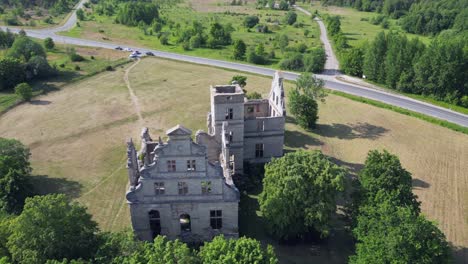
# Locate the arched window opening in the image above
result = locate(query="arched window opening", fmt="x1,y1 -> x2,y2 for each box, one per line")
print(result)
180,214 -> 191,232
149,210 -> 161,239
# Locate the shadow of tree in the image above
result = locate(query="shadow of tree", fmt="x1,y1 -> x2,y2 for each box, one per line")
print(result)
285,130 -> 323,149
451,244 -> 468,264
328,157 -> 364,178
30,100 -> 51,105
315,122 -> 389,140
412,178 -> 430,189
29,175 -> 82,199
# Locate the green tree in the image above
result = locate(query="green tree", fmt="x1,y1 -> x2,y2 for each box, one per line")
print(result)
0,138 -> 31,214
232,39 -> 247,60
277,34 -> 289,53
94,230 -> 143,263
76,8 -> 85,21
7,36 -> 46,62
295,73 -> 327,102
199,235 -> 277,264
350,200 -> 451,264
243,15 -> 259,28
363,31 -> 386,83
26,56 -> 55,79
303,47 -> 326,73
285,11 -> 297,25
288,89 -> 318,129
247,91 -> 262,99
259,150 -> 345,240
118,236 -> 198,263
230,75 -> 247,87
7,194 -> 99,264
14,83 -> 32,102
43,37 -> 55,50
0,57 -> 25,91
341,46 -> 364,77
357,150 -> 420,212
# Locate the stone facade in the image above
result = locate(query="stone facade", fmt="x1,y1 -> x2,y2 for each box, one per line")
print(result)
126,71 -> 286,242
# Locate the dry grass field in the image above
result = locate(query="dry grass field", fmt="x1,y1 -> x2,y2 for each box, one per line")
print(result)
0,58 -> 466,262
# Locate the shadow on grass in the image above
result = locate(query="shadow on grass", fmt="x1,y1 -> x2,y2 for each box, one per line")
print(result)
285,129 -> 323,148
451,244 -> 468,264
328,157 -> 364,178
315,122 -> 389,140
412,178 -> 430,189
30,100 -> 51,105
29,175 -> 82,199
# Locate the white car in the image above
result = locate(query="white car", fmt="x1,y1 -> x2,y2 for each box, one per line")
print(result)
123,47 -> 133,52
128,54 -> 139,59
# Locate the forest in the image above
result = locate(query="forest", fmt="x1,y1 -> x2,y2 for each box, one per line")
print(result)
320,0 -> 468,107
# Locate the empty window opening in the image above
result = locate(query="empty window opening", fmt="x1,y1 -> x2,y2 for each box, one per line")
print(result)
180,214 -> 191,232
178,182 -> 188,195
149,210 -> 161,239
257,121 -> 264,131
255,104 -> 260,112
187,160 -> 196,171
210,210 -> 222,229
201,181 -> 212,195
255,143 -> 264,158
167,160 -> 176,172
225,108 -> 233,120
154,182 -> 165,195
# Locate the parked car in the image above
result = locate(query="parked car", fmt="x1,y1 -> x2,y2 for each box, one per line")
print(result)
123,47 -> 133,52
115,46 -> 123,50
134,50 -> 141,55
146,51 -> 155,56
128,54 -> 139,59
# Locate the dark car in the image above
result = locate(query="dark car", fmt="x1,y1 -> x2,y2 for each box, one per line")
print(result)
135,50 -> 141,55
115,46 -> 123,50
146,51 -> 155,56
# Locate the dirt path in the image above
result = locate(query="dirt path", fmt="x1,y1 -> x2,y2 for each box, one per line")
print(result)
124,59 -> 144,126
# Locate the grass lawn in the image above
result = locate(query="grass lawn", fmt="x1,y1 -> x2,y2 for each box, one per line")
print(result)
0,58 -> 467,263
0,44 -> 129,114
60,0 -> 321,69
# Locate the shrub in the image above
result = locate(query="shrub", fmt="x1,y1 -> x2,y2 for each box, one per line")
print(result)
289,89 -> 319,129
243,15 -> 259,28
105,65 -> 113,71
15,83 -> 33,101
74,65 -> 81,71
279,53 -> 304,71
44,37 -> 55,50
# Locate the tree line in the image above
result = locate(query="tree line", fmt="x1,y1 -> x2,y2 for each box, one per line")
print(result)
319,0 -> 467,35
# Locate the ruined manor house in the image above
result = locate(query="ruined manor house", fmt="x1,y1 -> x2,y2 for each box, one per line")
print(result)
125,72 -> 286,241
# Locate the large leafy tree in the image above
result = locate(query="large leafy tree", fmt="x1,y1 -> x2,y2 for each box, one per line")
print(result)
233,39 -> 247,60
199,236 -> 277,264
0,57 -> 25,91
259,150 -> 345,240
350,200 -> 451,264
118,236 -> 198,264
0,138 -> 31,214
7,36 -> 46,62
7,194 -> 99,264
356,150 -> 420,213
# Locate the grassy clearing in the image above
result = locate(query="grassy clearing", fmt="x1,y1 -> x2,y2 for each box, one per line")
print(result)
0,58 -> 466,262
0,44 -> 129,114
61,0 -> 321,69
299,0 -> 431,46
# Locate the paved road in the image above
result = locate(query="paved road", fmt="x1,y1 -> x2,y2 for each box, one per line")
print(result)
1,1 -> 467,127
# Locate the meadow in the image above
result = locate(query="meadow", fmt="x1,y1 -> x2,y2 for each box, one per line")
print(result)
0,58 -> 466,263
61,0 -> 321,69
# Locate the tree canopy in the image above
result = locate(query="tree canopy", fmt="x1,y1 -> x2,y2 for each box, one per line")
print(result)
259,150 -> 345,240
0,138 -> 31,214
7,194 -> 99,264
199,236 -> 277,264
7,36 -> 46,62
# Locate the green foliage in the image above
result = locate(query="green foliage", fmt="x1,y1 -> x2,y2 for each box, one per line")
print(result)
0,138 -> 31,214
116,2 -> 159,26
7,36 -> 47,62
208,23 -> 232,48
341,46 -> 364,76
231,75 -> 247,87
246,47 -> 267,65
288,89 -> 319,129
276,34 -> 289,53
76,8 -> 85,21
285,11 -> 297,25
0,57 -> 25,91
118,236 -> 198,263
232,39 -> 246,60
94,230 -> 143,263
350,200 -> 452,264
295,73 -> 327,102
199,235 -> 278,264
0,29 -> 16,49
26,56 -> 55,79
7,194 -> 99,264
243,15 -> 260,28
259,150 -> 345,240
303,47 -> 326,73
44,37 -> 55,50
279,52 -> 303,71
14,83 -> 32,102
247,91 -> 262,99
